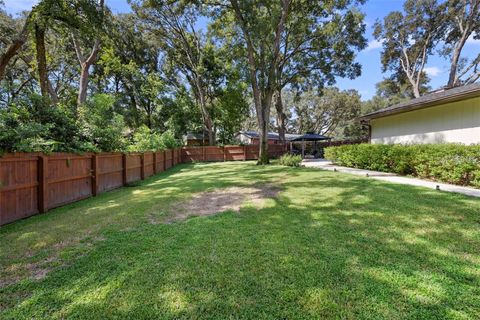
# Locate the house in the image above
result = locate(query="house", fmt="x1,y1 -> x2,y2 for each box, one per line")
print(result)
235,131 -> 286,145
183,132 -> 209,146
358,83 -> 480,145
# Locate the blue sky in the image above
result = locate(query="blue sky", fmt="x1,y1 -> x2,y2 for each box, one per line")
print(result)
4,0 -> 480,100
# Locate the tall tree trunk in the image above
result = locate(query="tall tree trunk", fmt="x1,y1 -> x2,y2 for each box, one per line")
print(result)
73,0 -> 104,109
275,89 -> 287,143
0,12 -> 32,80
411,81 -> 420,98
230,0 -> 289,164
35,24 -> 49,98
447,34 -> 469,87
258,93 -> 273,165
195,77 -> 215,145
47,79 -> 59,104
207,124 -> 215,146
78,63 -> 89,106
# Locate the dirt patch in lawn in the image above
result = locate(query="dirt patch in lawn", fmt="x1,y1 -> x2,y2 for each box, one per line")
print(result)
0,235 -> 106,289
162,184 -> 281,223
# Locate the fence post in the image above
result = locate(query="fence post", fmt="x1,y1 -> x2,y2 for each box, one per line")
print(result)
122,153 -> 128,186
91,154 -> 98,196
140,153 -> 145,180
153,152 -> 157,174
243,145 -> 247,161
163,150 -> 167,171
223,146 -> 226,162
172,149 -> 175,166
202,146 -> 206,162
38,155 -> 48,213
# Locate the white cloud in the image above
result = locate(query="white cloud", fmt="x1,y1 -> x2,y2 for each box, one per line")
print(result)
364,39 -> 382,52
4,0 -> 38,13
466,33 -> 480,45
424,66 -> 442,77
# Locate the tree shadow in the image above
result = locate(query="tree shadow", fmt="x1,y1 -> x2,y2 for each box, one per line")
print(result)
1,164 -> 479,319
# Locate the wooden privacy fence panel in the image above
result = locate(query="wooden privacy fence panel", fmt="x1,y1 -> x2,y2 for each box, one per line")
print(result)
225,146 -> 245,161
245,145 -> 259,160
46,153 -> 93,210
144,152 -> 154,179
154,151 -> 165,173
125,153 -> 142,184
182,147 -> 203,162
0,145 -> 286,226
97,154 -> 123,193
0,154 -> 39,225
181,145 -> 287,163
165,150 -> 173,170
267,144 -> 287,158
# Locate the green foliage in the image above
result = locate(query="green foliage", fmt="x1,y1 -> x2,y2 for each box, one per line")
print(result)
286,87 -> 366,139
128,126 -> 181,152
79,94 -> 128,152
373,0 -> 445,97
325,143 -> 480,187
279,154 -> 303,167
0,95 -> 88,152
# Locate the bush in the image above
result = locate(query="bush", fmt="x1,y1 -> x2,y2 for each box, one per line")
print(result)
324,143 -> 480,188
279,154 -> 303,167
128,126 -> 181,152
80,94 -> 128,152
0,95 -> 89,153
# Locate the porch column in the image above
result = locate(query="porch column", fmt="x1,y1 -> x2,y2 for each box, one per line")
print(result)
302,139 -> 305,158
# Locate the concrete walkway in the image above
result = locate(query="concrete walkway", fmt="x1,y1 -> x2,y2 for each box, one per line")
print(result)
302,159 -> 480,198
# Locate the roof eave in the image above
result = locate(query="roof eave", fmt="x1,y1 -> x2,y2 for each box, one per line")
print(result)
357,89 -> 480,122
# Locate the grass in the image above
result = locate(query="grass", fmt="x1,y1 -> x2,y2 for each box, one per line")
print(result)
1,161 -> 479,319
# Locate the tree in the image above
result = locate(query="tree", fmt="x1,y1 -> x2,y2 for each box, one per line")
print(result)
134,1 -> 218,145
443,0 -> 480,86
374,0 -> 446,98
71,0 -> 106,108
0,11 -> 34,81
208,0 -> 366,163
286,88 -> 362,137
98,13 -> 164,129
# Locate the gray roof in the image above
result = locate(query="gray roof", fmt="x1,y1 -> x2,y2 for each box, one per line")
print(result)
238,131 -> 330,141
358,83 -> 480,121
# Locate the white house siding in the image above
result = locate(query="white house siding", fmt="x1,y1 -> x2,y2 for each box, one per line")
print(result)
370,96 -> 480,145
235,133 -> 252,144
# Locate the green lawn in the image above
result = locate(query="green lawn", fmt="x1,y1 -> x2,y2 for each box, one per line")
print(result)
1,162 -> 479,319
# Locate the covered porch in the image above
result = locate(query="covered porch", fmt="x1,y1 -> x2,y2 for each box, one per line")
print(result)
287,132 -> 331,158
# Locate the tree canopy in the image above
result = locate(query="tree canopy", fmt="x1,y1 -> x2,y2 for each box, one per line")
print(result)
0,0 -> 478,158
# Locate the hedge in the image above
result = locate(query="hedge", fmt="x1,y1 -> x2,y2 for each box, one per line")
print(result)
324,143 -> 480,188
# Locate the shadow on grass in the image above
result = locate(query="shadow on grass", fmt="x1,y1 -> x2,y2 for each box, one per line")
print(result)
1,162 -> 479,319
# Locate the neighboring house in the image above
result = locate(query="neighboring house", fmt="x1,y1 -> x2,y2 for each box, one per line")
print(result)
235,131 -> 286,145
236,131 -> 331,145
358,83 -> 480,145
184,132 -> 209,146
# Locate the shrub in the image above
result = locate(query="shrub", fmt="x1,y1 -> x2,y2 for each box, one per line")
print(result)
324,143 -> 480,188
0,95 -> 88,153
279,154 -> 303,167
128,126 -> 181,152
80,94 -> 128,152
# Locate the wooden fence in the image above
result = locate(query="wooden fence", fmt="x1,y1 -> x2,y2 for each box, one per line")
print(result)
0,145 -> 286,226
181,144 -> 286,163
